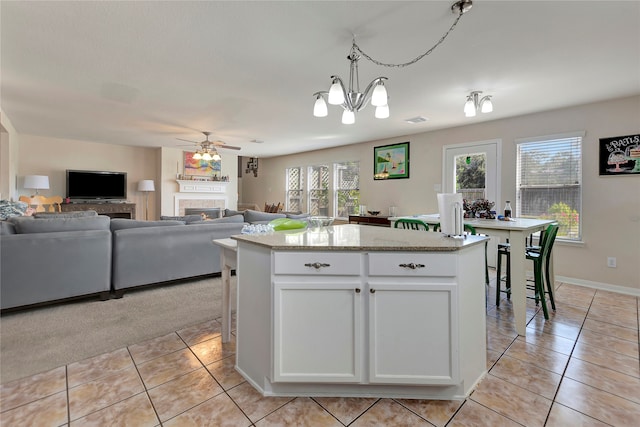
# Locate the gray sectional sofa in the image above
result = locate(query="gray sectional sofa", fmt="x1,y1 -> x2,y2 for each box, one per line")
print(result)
0,208 -> 307,310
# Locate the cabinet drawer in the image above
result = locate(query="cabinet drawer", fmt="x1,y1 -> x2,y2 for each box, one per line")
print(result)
368,252 -> 457,277
274,252 -> 361,275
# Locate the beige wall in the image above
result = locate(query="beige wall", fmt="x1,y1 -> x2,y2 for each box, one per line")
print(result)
11,135 -> 238,220
0,109 -> 19,201
241,96 -> 640,293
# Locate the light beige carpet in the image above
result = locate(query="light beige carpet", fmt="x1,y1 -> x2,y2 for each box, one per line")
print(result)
0,275 -> 236,384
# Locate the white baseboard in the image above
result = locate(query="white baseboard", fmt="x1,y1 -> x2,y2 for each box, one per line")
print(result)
556,275 -> 640,297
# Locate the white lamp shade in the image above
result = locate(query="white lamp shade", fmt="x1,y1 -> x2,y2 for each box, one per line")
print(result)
211,152 -> 221,161
371,82 -> 388,107
202,152 -> 213,161
192,152 -> 202,160
137,180 -> 155,192
313,96 -> 328,117
328,80 -> 345,105
375,104 -> 389,119
24,175 -> 49,190
464,98 -> 476,117
481,97 -> 493,113
341,109 -> 355,124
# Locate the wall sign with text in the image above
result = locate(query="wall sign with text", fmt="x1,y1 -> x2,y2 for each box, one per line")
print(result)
599,133 -> 640,176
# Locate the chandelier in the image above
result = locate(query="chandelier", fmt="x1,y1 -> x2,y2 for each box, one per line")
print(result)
463,91 -> 493,117
313,0 -> 474,125
313,45 -> 388,125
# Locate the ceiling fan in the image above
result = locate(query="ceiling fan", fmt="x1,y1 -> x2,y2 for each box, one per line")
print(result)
177,131 -> 241,161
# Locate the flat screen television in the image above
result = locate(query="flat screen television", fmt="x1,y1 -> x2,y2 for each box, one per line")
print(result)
66,170 -> 127,201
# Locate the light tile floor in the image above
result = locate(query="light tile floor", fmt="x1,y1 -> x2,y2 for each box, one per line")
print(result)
1,276 -> 639,426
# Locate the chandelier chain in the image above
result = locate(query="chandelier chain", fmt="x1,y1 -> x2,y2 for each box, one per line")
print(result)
352,11 -> 464,68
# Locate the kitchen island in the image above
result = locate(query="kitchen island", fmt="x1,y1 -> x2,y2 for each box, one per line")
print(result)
232,224 -> 488,399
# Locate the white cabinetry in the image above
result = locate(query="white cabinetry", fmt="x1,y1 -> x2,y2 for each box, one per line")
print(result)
271,251 -> 459,386
234,228 -> 487,399
368,253 -> 458,385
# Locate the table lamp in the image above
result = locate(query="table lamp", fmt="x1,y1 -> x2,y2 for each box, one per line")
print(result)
137,179 -> 155,220
24,175 -> 50,196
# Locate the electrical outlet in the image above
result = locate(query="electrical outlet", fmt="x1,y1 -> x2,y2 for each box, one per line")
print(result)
607,257 -> 617,268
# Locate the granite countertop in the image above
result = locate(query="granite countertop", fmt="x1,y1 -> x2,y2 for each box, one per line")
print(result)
231,224 -> 487,251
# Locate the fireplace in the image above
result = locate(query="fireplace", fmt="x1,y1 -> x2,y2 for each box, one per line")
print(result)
184,207 -> 221,219
174,180 -> 229,216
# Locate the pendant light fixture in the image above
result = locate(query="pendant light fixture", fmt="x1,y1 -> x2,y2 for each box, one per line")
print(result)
313,1 -> 474,125
464,91 -> 493,117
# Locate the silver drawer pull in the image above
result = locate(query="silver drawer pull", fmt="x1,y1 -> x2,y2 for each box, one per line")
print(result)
399,263 -> 426,270
304,262 -> 330,270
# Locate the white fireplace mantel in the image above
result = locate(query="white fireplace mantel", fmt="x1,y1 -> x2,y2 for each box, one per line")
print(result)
174,180 -> 230,215
177,180 -> 229,193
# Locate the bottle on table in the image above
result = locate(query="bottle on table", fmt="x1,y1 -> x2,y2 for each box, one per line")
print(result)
504,201 -> 512,218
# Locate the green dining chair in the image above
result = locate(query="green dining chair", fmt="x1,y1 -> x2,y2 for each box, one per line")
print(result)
496,223 -> 559,319
394,218 -> 429,231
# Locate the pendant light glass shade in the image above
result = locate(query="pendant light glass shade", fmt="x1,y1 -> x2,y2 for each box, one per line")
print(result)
313,95 -> 328,117
464,97 -> 476,117
202,152 -> 213,161
192,152 -> 202,160
212,152 -> 221,161
375,104 -> 389,119
480,97 -> 493,113
341,109 -> 355,124
328,80 -> 345,105
371,82 -> 388,107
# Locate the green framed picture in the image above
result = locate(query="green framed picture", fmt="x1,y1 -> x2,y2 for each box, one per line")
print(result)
374,142 -> 410,180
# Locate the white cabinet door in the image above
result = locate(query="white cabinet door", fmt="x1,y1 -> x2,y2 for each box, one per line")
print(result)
368,282 -> 459,384
273,280 -> 363,383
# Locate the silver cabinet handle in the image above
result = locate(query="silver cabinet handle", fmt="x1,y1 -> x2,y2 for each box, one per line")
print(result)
399,263 -> 426,270
355,288 -> 361,293
370,288 -> 376,294
304,262 -> 330,270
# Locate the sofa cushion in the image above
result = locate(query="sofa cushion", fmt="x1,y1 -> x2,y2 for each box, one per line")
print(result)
0,221 -> 17,235
243,209 -> 286,224
223,209 -> 242,217
14,215 -> 111,234
160,214 -> 203,224
189,214 -> 244,225
34,210 -> 98,218
110,218 -> 185,231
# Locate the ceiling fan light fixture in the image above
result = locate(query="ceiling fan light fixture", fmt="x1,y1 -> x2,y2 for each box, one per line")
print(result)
202,152 -> 213,161
211,152 -> 221,161
192,152 -> 203,160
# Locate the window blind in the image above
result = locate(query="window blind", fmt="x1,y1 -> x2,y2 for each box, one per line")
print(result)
516,135 -> 582,240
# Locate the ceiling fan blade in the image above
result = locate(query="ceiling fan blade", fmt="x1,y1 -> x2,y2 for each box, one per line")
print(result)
176,138 -> 199,143
220,145 -> 241,150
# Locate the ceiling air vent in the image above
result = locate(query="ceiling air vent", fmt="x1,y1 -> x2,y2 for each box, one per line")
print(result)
404,116 -> 428,124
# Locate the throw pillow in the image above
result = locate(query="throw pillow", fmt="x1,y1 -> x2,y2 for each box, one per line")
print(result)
0,200 -> 28,220
224,209 -> 242,217
188,214 -> 244,225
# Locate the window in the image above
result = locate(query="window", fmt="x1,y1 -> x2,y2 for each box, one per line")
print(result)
285,167 -> 304,213
307,165 -> 329,216
334,161 -> 360,218
516,132 -> 583,241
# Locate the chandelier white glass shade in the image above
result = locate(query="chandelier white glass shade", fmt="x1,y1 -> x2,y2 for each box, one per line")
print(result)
313,45 -> 388,125
464,91 -> 493,117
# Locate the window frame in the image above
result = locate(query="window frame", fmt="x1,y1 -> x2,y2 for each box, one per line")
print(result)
515,131 -> 584,242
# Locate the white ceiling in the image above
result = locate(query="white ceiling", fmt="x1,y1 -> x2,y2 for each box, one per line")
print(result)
2,1 -> 639,158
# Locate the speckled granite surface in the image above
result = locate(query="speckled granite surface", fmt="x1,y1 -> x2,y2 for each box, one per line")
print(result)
232,224 -> 487,251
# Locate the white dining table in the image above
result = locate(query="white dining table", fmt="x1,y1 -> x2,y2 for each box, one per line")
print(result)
391,215 -> 555,335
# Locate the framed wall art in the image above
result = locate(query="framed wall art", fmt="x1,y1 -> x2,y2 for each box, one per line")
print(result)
183,151 -> 221,178
374,142 -> 410,180
599,133 -> 640,176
